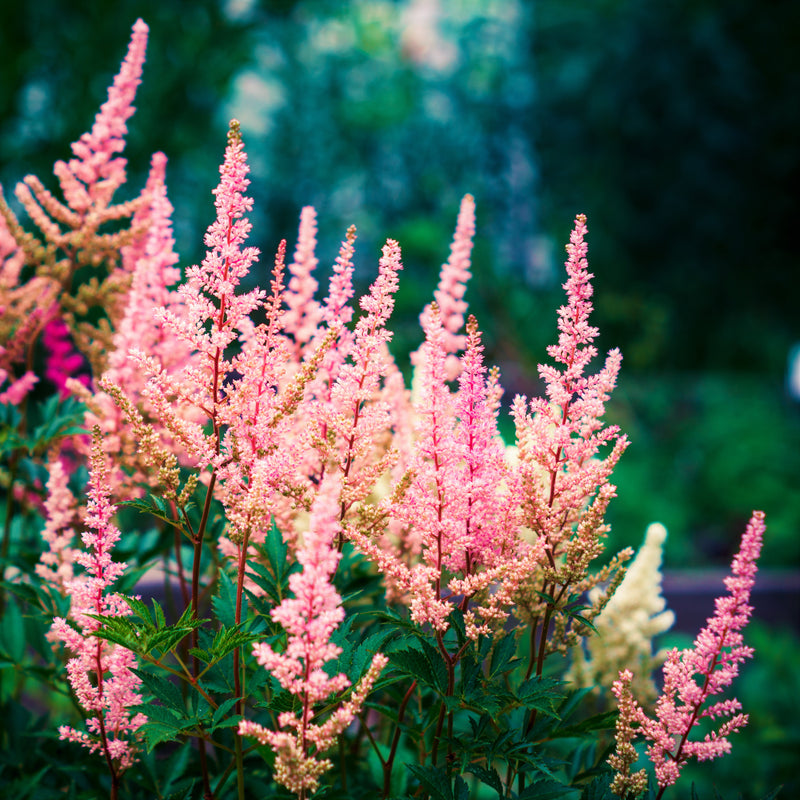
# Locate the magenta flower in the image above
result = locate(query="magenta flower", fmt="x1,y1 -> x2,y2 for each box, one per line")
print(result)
42,314 -> 91,397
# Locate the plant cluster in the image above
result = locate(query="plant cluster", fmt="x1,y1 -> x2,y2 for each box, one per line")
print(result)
0,19 -> 777,800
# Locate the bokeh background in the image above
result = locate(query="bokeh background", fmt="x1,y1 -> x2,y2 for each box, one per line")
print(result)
1,1 -> 797,796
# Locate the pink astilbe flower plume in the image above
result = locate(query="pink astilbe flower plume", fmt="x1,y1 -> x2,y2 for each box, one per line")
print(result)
329,238 -> 403,521
110,152 -> 184,380
142,119 -> 265,469
0,214 -> 50,405
412,193 -> 475,382
511,214 -> 627,570
1,19 -> 152,382
12,18 -> 149,250
284,206 -> 324,360
610,511 -> 766,795
239,475 -> 387,797
48,428 -> 146,788
52,19 -> 149,215
37,453 -> 80,591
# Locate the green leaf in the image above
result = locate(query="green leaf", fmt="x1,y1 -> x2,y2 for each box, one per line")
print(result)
406,764 -> 453,800
139,720 -> 183,751
210,624 -> 259,662
570,614 -> 598,635
518,778 -> 573,800
211,697 -> 239,731
518,676 -> 565,719
212,569 -> 239,628
454,775 -> 469,800
131,667 -> 185,714
388,641 -> 447,693
124,596 -> 155,627
245,523 -> 296,607
120,494 -> 182,531
82,614 -> 146,651
488,631 -> 518,679
467,764 -> 504,796
579,774 -> 615,800
550,709 -> 618,740
27,395 -> 87,452
0,596 -> 25,662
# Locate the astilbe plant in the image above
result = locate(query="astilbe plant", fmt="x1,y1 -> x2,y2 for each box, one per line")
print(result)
0,17 -> 775,800
48,428 -> 147,799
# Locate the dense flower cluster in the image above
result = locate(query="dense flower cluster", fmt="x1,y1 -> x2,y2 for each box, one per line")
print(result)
48,430 -> 146,776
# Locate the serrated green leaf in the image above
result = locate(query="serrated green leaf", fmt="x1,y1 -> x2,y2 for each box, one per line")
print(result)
124,596 -> 155,628
579,774 -> 615,800
406,764 -> 453,800
454,775 -> 469,800
83,614 -> 147,651
518,778 -> 571,800
213,570 -> 239,628
550,710 -> 617,740
132,667 -> 185,714
389,643 -> 447,693
210,625 -> 259,661
489,631 -> 518,679
211,696 -> 240,730
149,626 -> 196,654
121,495 -> 182,531
188,647 -> 213,664
518,675 -> 565,719
133,702 -> 181,726
140,721 -> 182,751
152,599 -> 167,629
467,764 -> 504,796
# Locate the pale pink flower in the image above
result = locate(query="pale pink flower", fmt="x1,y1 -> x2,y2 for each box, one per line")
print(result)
240,475 -> 387,796
37,454 -> 79,591
0,369 -> 38,405
329,238 -> 403,515
283,206 -> 324,359
412,194 -> 475,381
49,430 -> 146,775
610,511 -> 766,792
143,120 -> 264,469
109,152 -> 185,383
511,214 -> 627,560
52,19 -> 149,214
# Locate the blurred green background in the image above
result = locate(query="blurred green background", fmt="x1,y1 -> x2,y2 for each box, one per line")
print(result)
1,1 -> 797,793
